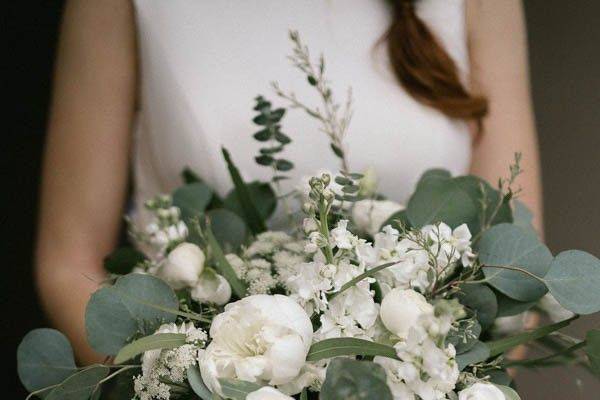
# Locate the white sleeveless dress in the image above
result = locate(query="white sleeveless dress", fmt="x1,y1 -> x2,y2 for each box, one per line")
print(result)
130,0 -> 472,224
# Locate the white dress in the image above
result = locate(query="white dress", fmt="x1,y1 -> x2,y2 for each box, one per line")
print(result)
131,0 -> 472,224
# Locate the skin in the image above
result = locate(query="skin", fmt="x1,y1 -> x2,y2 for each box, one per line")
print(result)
37,0 -> 542,363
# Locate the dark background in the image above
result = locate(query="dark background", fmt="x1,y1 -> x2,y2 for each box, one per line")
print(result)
3,1 -> 599,398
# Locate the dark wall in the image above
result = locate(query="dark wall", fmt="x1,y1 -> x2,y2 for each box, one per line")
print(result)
4,0 -> 599,398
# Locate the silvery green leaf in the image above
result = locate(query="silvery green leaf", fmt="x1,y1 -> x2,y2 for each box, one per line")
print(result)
17,328 -> 77,392
188,366 -> 213,400
172,182 -> 213,223
218,378 -> 262,400
224,181 -> 277,221
85,274 -> 179,355
458,284 -> 498,330
45,365 -> 109,400
456,341 -> 490,371
114,333 -> 186,364
495,291 -> 536,317
306,337 -> 398,362
545,250 -> 600,314
486,370 -> 512,386
494,385 -> 521,400
479,223 -> 551,302
320,358 -> 393,400
207,208 -> 248,251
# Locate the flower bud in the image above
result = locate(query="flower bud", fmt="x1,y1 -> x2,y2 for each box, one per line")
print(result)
380,289 -> 434,339
159,243 -> 205,289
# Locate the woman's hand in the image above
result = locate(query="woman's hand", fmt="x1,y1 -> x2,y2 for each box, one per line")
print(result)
36,0 -> 137,364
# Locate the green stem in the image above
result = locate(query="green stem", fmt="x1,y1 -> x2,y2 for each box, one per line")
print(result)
481,264 -> 546,284
319,204 -> 334,264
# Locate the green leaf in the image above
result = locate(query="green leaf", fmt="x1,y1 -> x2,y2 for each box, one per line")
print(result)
456,341 -> 490,370
380,209 -> 411,232
45,365 -> 109,400
173,182 -> 213,223
205,225 -> 247,299
253,128 -> 272,141
114,333 -> 186,364
545,250 -> 600,314
275,159 -> 294,171
512,200 -> 535,233
320,358 -> 393,400
457,284 -> 498,330
495,291 -> 536,318
85,274 -> 179,355
206,209 -> 248,251
224,181 -> 277,221
585,330 -> 600,376
330,143 -> 344,158
181,167 -> 203,184
486,370 -> 512,386
494,385 -> 521,400
255,154 -> 274,166
218,379 -> 262,400
104,247 -> 145,275
306,337 -> 398,362
485,316 -> 577,357
274,131 -> 292,144
479,223 -> 551,302
222,148 -> 267,234
446,320 -> 482,354
188,366 -> 213,400
17,328 -> 77,392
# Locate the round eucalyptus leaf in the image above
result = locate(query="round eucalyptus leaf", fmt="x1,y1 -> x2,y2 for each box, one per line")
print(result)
17,328 -> 77,392
85,274 -> 179,355
320,358 -> 393,400
479,223 -> 552,302
458,284 -> 498,330
456,341 -> 490,371
172,182 -> 213,223
495,290 -> 536,317
224,181 -> 277,220
207,208 -> 248,251
45,365 -> 109,400
545,250 -> 600,314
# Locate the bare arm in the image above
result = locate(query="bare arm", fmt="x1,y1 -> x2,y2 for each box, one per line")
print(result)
36,0 -> 136,363
467,0 -> 544,233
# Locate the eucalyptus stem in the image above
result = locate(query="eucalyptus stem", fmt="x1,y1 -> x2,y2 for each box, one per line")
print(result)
481,264 -> 546,284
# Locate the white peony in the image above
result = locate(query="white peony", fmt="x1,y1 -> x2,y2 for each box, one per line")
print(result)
458,383 -> 506,400
159,243 -> 205,289
380,289 -> 434,339
191,269 -> 232,305
352,199 -> 404,237
199,294 -> 313,395
247,386 -> 294,400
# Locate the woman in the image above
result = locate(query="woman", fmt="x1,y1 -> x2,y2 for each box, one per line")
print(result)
37,0 -> 542,363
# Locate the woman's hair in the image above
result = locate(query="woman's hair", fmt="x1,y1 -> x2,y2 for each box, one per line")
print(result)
385,0 -> 488,123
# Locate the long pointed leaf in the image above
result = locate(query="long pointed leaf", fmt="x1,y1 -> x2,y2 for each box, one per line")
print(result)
205,225 -> 247,298
114,333 -> 186,364
307,337 -> 398,362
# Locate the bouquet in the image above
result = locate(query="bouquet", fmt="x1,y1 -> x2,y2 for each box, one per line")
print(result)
17,32 -> 599,400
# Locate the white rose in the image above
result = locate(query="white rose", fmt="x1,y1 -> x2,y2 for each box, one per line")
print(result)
191,269 -> 232,305
247,386 -> 294,400
458,383 -> 506,400
380,289 -> 434,339
352,200 -> 404,237
159,243 -> 205,289
199,294 -> 313,395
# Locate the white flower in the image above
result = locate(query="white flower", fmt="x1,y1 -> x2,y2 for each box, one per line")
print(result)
159,243 -> 204,289
330,220 -> 357,249
247,386 -> 294,400
286,261 -> 332,313
458,383 -> 506,400
380,289 -> 434,340
352,200 -> 404,237
199,295 -> 313,395
191,269 -> 232,305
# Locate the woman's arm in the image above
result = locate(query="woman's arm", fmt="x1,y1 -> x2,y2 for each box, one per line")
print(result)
467,0 -> 544,233
36,0 -> 137,363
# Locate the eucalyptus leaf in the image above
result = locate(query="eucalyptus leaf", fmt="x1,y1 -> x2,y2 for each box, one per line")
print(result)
447,320 -> 482,354
45,365 -> 109,400
320,358 -> 393,400
456,341 -> 490,371
187,366 -> 213,400
85,274 -> 179,355
545,250 -> 600,314
479,223 -> 551,302
224,181 -> 277,221
17,328 -> 77,392
457,284 -> 498,330
495,291 -> 536,318
104,247 -> 145,275
218,378 -> 262,400
172,182 -> 213,223
585,330 -> 600,376
207,208 -> 248,251
114,333 -> 186,364
486,370 -> 512,386
307,337 -> 397,362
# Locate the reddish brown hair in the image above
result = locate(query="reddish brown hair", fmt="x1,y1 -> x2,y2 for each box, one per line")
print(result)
385,0 -> 488,123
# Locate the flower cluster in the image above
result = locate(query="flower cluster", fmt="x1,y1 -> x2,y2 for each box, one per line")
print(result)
139,195 -> 188,258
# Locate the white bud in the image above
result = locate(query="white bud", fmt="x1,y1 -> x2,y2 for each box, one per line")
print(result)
380,288 -> 434,339
458,383 -> 506,400
160,243 -> 205,289
191,269 -> 231,305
